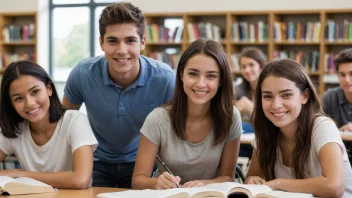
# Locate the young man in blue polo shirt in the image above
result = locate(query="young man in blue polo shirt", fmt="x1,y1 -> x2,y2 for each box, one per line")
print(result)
63,2 -> 175,188
322,48 -> 352,154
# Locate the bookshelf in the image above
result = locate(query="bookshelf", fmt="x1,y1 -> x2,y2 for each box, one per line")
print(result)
0,12 -> 37,74
144,9 -> 352,95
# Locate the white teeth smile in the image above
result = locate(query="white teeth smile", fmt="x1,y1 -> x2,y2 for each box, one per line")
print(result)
28,108 -> 39,114
116,59 -> 128,62
273,112 -> 287,117
194,91 -> 207,95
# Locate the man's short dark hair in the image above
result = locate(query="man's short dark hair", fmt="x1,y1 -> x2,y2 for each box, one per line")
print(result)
334,48 -> 352,71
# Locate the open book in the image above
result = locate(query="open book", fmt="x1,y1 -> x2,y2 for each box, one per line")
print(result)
97,182 -> 313,198
0,176 -> 55,195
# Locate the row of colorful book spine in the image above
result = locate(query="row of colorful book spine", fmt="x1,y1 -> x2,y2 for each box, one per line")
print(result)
0,52 -> 36,69
187,23 -> 223,42
274,22 -> 321,42
148,51 -> 181,70
145,24 -> 183,43
1,24 -> 35,42
273,50 -> 320,72
325,19 -> 352,42
231,21 -> 268,42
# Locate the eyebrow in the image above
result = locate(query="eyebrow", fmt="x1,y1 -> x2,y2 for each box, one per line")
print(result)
187,68 -> 219,74
11,85 -> 40,98
105,36 -> 138,40
262,89 -> 293,94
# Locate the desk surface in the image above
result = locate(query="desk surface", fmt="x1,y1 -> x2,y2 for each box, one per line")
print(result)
240,133 -> 254,145
7,187 -> 125,198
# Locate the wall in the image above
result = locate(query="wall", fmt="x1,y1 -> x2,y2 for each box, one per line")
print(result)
1,0 -> 352,72
132,0 -> 352,12
0,0 -> 37,12
2,0 -> 352,14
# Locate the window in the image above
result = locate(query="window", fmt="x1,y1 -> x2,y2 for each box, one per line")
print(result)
49,0 -> 121,81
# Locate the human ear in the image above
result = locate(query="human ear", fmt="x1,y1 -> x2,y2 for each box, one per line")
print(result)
140,36 -> 146,51
99,36 -> 104,51
302,88 -> 310,104
46,83 -> 53,97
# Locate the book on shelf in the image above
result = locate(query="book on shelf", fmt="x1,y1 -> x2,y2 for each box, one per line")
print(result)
325,19 -> 352,42
0,176 -> 55,195
231,53 -> 240,72
1,23 -> 35,42
272,50 -> 319,73
97,182 -> 313,198
231,21 -> 268,42
273,21 -> 321,42
187,22 -> 222,42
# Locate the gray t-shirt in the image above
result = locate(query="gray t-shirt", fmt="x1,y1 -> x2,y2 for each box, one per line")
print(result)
234,83 -> 251,101
141,106 -> 242,184
252,116 -> 352,197
322,87 -> 352,128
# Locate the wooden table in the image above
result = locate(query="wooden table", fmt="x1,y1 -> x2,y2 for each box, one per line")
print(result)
7,187 -> 125,198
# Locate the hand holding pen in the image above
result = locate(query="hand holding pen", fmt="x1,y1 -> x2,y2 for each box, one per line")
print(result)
155,155 -> 181,189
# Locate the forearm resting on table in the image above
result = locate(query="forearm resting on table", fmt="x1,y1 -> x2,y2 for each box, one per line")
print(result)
273,177 -> 344,198
132,174 -> 158,189
22,170 -> 92,189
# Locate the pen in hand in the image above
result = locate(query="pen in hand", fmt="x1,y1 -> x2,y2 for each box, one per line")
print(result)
156,155 -> 181,188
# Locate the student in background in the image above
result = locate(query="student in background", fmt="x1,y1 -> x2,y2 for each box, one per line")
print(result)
234,47 -> 267,133
132,39 -> 242,190
234,48 -> 266,159
0,61 -> 98,189
245,59 -> 352,197
62,2 -> 175,188
322,48 -> 352,143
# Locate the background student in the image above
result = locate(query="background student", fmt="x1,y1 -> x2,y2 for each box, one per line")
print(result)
234,47 -> 267,133
245,59 -> 352,197
322,48 -> 352,145
62,2 -> 175,188
234,47 -> 266,159
132,39 -> 242,190
0,61 -> 98,189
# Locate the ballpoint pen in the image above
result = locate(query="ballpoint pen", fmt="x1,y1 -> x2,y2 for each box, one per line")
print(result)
156,155 -> 181,188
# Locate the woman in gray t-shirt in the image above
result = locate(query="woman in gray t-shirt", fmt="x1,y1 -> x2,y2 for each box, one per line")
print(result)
132,39 -> 242,190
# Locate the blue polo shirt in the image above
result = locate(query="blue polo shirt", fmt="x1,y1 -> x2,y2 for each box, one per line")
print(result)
64,55 -> 175,163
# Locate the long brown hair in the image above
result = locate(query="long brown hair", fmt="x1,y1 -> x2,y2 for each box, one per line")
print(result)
169,38 -> 234,145
253,59 -> 324,179
238,47 -> 267,97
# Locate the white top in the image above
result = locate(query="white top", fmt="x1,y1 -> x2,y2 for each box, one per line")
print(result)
253,116 -> 352,197
141,106 -> 242,183
0,110 -> 98,172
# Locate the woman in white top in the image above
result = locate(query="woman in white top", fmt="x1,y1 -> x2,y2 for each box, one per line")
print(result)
245,59 -> 352,197
0,61 -> 98,189
132,39 -> 242,190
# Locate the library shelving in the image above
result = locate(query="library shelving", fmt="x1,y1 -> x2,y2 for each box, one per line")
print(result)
144,9 -> 352,95
0,12 -> 37,74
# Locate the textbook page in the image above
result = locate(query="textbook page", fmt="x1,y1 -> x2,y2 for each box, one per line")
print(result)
258,190 -> 314,198
0,176 -> 19,188
97,188 -> 190,198
97,187 -> 224,198
206,182 -> 272,196
15,177 -> 52,186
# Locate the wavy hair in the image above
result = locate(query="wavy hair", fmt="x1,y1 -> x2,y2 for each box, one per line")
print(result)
252,59 -> 324,179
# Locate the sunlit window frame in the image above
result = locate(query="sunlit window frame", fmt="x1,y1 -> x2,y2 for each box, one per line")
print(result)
48,0 -> 112,77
